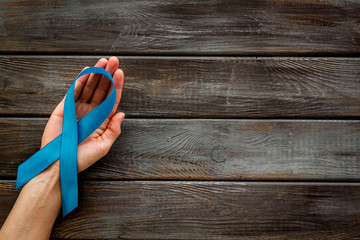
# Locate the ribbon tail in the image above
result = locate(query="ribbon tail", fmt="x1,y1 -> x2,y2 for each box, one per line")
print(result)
16,135 -> 61,189
60,80 -> 79,217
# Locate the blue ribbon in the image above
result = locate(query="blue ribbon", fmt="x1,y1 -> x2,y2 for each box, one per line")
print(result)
16,67 -> 116,216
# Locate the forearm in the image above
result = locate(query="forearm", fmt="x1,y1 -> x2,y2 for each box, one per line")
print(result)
0,163 -> 61,240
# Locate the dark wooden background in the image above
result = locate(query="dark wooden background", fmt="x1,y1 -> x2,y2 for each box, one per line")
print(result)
1,0 -> 360,239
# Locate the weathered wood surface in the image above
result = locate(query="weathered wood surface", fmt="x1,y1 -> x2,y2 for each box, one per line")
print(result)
1,118 -> 359,181
1,0 -> 359,239
1,56 -> 360,118
1,0 -> 359,55
1,181 -> 360,239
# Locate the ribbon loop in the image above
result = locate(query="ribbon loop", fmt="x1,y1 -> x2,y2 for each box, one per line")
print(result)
16,67 -> 116,216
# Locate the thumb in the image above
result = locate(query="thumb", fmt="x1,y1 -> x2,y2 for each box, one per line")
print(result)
101,112 -> 125,154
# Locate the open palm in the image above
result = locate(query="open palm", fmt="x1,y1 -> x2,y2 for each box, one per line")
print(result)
41,57 -> 125,172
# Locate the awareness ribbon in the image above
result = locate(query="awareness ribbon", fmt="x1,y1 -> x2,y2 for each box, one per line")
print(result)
16,67 -> 116,216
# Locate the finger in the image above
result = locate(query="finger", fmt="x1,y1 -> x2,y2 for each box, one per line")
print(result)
108,68 -> 124,118
90,56 -> 119,106
51,96 -> 65,118
78,58 -> 108,103
74,66 -> 90,101
100,112 -> 125,155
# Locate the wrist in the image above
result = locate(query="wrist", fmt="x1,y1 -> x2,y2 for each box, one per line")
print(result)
0,161 -> 62,240
25,160 -> 60,192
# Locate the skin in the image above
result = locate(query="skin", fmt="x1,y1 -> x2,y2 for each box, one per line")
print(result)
0,56 -> 125,240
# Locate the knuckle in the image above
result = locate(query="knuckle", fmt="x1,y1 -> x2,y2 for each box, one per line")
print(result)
101,146 -> 110,157
115,127 -> 121,136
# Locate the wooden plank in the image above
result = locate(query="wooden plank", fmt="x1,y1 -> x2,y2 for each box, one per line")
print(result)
1,0 -> 359,55
1,180 -> 360,239
1,56 -> 360,118
1,118 -> 359,181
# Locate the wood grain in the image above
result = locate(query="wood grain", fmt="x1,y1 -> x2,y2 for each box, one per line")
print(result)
1,56 -> 360,118
1,180 -> 360,239
1,118 -> 359,181
1,0 -> 359,55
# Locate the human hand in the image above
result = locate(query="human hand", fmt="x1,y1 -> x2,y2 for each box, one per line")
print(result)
41,56 -> 125,173
0,57 -> 125,240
